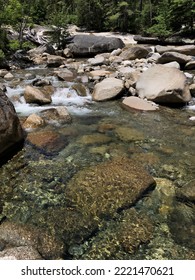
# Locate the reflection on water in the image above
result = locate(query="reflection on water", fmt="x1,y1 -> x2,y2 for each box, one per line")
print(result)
0,67 -> 195,260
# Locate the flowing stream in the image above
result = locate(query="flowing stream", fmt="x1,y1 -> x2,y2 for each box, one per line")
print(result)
0,65 -> 195,260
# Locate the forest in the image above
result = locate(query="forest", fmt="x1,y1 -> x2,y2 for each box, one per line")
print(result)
0,0 -> 194,57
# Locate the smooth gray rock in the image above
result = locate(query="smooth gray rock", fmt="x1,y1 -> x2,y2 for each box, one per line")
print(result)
67,34 -> 125,56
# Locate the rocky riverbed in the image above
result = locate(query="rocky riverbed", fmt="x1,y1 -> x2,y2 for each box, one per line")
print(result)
0,30 -> 195,260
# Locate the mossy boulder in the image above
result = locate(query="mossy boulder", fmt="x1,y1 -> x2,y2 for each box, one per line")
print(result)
78,208 -> 153,259
65,157 -> 156,218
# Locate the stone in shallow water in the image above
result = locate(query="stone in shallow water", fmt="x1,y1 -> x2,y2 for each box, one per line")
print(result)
78,133 -> 111,145
79,208 -> 153,259
122,96 -> 159,111
27,130 -> 68,155
40,106 -> 72,124
0,221 -> 64,259
24,85 -> 52,105
0,246 -> 43,260
115,126 -> 144,142
65,157 -> 156,218
23,113 -> 45,129
176,179 -> 195,203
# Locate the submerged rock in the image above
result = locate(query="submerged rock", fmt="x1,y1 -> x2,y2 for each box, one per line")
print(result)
65,157 -> 156,219
176,179 -> 195,204
79,208 -> 153,259
0,246 -> 43,260
0,220 -> 64,259
27,130 -> 68,155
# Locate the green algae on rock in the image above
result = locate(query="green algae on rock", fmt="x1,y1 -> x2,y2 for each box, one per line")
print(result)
0,220 -> 65,259
65,157 -> 156,219
76,208 -> 153,260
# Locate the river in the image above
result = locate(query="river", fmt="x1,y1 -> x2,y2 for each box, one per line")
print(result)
0,62 -> 195,260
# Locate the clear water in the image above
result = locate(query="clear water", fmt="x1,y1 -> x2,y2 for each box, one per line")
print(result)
0,66 -> 195,260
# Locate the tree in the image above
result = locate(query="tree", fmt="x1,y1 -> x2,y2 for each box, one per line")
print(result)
3,0 -> 32,48
106,1 -> 133,32
169,0 -> 195,33
76,0 -> 105,31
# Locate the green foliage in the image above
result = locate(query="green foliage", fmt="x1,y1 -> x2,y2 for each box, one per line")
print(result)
106,1 -> 133,32
76,0 -> 105,31
147,15 -> 171,37
0,0 -> 194,54
8,39 -> 35,51
0,49 -> 5,60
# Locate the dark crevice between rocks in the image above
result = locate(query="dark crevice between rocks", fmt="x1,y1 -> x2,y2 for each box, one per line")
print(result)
0,139 -> 25,167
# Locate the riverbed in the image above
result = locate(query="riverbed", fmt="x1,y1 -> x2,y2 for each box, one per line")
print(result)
0,61 -> 195,260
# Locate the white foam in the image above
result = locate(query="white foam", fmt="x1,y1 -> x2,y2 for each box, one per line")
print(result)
12,87 -> 93,116
52,88 -> 92,107
6,86 -> 24,97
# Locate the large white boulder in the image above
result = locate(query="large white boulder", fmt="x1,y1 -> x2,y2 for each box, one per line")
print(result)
136,65 -> 191,104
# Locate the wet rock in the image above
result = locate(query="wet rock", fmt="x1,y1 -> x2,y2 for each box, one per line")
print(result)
46,54 -> 66,67
32,78 -> 51,87
40,106 -> 72,124
0,89 -> 24,161
4,72 -> 14,80
120,46 -> 150,60
0,220 -> 64,259
168,202 -> 195,250
78,133 -> 111,145
23,113 -> 45,130
71,83 -> 89,96
25,72 -> 36,80
115,126 -> 144,142
55,69 -> 74,81
122,96 -> 159,111
65,157 -> 156,219
79,208 -> 153,259
27,130 -> 68,154
0,246 -> 43,260
24,85 -> 52,105
147,52 -> 161,63
92,77 -> 124,101
176,180 -> 195,204
117,209 -> 153,254
136,65 -> 191,104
